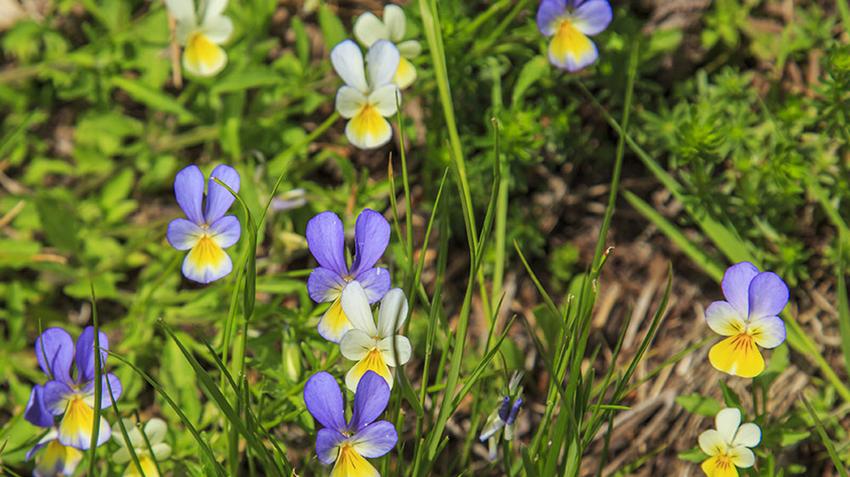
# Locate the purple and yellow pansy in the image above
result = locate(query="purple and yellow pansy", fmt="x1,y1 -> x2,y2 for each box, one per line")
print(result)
306,209 -> 391,343
167,164 -> 241,284
536,0 -> 612,72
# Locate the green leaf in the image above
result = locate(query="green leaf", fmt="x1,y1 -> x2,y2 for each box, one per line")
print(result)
110,76 -> 195,122
675,393 -> 723,417
34,195 -> 80,254
318,5 -> 346,50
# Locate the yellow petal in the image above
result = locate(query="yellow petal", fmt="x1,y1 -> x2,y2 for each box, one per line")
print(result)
345,105 -> 392,149
548,19 -> 598,71
708,334 -> 765,378
318,297 -> 352,343
394,57 -> 416,89
345,348 -> 393,392
330,444 -> 379,477
126,455 -> 161,477
701,456 -> 739,477
183,32 -> 227,77
58,398 -> 96,449
36,440 -> 84,476
183,235 -> 232,283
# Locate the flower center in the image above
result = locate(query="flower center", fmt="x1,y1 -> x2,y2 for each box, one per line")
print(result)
729,331 -> 755,351
186,32 -> 219,67
714,453 -> 734,469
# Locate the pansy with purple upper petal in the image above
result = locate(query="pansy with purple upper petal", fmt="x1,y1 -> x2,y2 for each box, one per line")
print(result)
537,0 -> 612,72
24,327 -> 122,452
167,164 -> 241,284
303,371 -> 398,477
307,209 -> 391,343
705,262 -> 789,378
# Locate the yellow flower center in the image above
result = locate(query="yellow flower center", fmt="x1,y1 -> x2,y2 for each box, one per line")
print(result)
331,442 -> 376,477
186,32 -> 219,67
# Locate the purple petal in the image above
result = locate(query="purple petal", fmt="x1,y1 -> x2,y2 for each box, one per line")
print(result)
174,165 -> 206,225
351,420 -> 397,458
43,380 -> 74,415
506,397 -> 523,424
747,272 -> 789,320
303,372 -> 346,432
306,212 -> 348,277
166,218 -> 203,251
350,371 -> 390,432
497,396 -> 511,422
316,428 -> 346,465
204,165 -> 241,224
75,327 -> 109,384
355,267 -> 391,304
26,439 -> 48,461
83,374 -> 123,409
721,262 -> 760,317
35,328 -> 74,385
209,215 -> 241,248
307,267 -> 347,303
349,209 -> 390,276
537,0 -> 567,35
25,385 -> 54,428
571,0 -> 612,35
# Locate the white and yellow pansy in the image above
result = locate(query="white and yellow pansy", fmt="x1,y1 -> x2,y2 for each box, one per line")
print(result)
165,0 -> 233,77
112,418 -> 172,477
353,4 -> 422,89
331,39 -> 401,149
339,282 -> 411,391
698,408 -> 760,477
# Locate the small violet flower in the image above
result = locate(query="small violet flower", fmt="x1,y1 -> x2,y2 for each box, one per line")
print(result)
536,0 -> 612,72
339,283 -> 411,391
354,4 -> 422,89
23,426 -> 83,477
698,408 -> 760,477
479,372 -> 524,461
24,327 -> 122,451
303,371 -> 398,477
165,0 -> 233,77
331,39 -> 401,149
167,164 -> 241,284
306,209 -> 391,343
706,262 -> 788,378
112,418 -> 172,477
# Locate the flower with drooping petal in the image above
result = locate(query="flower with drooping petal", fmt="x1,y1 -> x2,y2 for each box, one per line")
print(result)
536,0 -> 612,72
698,408 -> 760,477
165,0 -> 233,77
112,418 -> 172,477
331,39 -> 401,149
306,209 -> 391,343
303,371 -> 398,477
339,284 -> 411,391
479,372 -> 524,461
354,4 -> 422,89
24,327 -> 122,451
706,262 -> 788,378
166,164 -> 241,284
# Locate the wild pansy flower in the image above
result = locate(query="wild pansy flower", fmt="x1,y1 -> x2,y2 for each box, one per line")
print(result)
112,418 -> 172,477
307,209 -> 391,343
25,327 -> 122,450
167,164 -> 241,284
331,39 -> 401,149
353,4 -> 422,89
698,408 -> 760,477
303,371 -> 397,477
165,0 -> 233,77
536,0 -> 612,72
706,262 -> 788,378
479,372 -> 524,461
339,283 -> 411,391
24,387 -> 83,477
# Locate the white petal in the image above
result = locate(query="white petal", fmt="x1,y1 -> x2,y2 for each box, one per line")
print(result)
202,14 -> 233,44
165,0 -> 196,25
152,443 -> 172,460
383,4 -> 406,42
112,447 -> 132,464
339,329 -> 376,361
336,86 -> 368,119
377,288 -> 408,336
331,40 -> 369,93
368,84 -> 400,117
353,12 -> 389,47
698,429 -> 727,456
729,445 -> 755,468
202,0 -> 227,22
144,418 -> 168,445
732,423 -> 761,447
112,419 -> 144,448
366,40 -> 400,89
715,408 -> 741,443
378,335 -> 411,366
341,281 -> 379,336
397,40 -> 422,58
